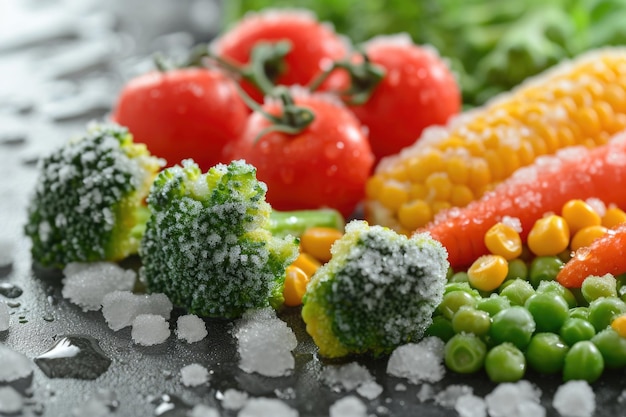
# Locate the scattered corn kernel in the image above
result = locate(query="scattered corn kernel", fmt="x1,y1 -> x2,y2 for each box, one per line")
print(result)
561,199 -> 602,234
467,254 -> 509,292
611,313 -> 626,338
527,214 -> 570,256
602,206 -> 626,228
283,265 -> 310,307
291,253 -> 322,278
364,49 -> 626,233
570,225 -> 609,251
300,227 -> 344,263
484,222 -> 523,260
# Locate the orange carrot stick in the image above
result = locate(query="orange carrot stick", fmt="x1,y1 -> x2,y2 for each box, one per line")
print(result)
420,132 -> 626,270
556,223 -> 626,288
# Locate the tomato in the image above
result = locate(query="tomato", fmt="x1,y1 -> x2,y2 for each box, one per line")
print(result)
111,67 -> 249,171
224,89 -> 374,218
211,9 -> 349,103
348,34 -> 462,162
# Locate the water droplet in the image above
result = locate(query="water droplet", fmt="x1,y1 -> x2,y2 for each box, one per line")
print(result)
6,301 -> 20,308
42,314 -> 54,322
34,335 -> 111,380
0,283 -> 23,298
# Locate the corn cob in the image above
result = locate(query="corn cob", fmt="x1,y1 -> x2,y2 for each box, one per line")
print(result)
364,47 -> 626,234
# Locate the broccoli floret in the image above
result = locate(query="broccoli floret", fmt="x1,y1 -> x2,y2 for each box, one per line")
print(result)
24,123 -> 164,269
301,220 -> 449,358
139,159 -> 309,319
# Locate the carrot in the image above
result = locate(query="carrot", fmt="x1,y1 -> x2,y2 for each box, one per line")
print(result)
556,223 -> 626,288
420,131 -> 626,270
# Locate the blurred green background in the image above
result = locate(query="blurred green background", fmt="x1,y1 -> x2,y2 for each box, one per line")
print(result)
223,0 -> 626,107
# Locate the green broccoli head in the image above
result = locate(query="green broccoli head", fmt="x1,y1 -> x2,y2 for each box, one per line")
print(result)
139,159 -> 299,318
301,220 -> 449,358
24,123 -> 164,269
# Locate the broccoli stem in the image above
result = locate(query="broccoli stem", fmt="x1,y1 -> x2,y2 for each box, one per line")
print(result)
268,208 -> 345,238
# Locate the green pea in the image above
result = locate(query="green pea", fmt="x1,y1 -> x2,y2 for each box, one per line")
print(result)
563,340 -> 604,383
559,317 -> 596,346
444,282 -> 481,297
485,343 -> 526,382
536,280 -> 578,308
505,258 -> 528,282
615,273 -> 626,299
425,315 -> 455,342
444,333 -> 487,374
569,306 -> 590,320
490,306 -> 536,350
587,297 -> 626,332
524,292 -> 569,333
591,328 -> 626,369
528,256 -> 564,288
581,274 -> 618,303
477,294 -> 511,317
499,279 -> 535,306
446,266 -> 455,281
449,271 -> 470,283
526,333 -> 568,375
438,290 -> 479,321
452,306 -> 491,336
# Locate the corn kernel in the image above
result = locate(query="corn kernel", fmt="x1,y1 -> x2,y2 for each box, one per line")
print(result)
291,252 -> 322,278
450,184 -> 474,207
467,254 -> 509,292
378,181 -> 409,211
602,206 -> 626,228
409,183 -> 429,199
300,227 -> 344,263
611,313 -> 626,338
431,201 -> 451,215
579,107 -> 602,138
425,172 -> 453,201
484,222 -> 523,260
561,199 -> 602,234
446,156 -> 470,184
398,199 -> 433,231
407,150 -> 444,182
516,140 -> 535,166
527,214 -> 571,256
468,158 -> 491,192
484,149 -> 505,181
283,265 -> 310,307
498,146 -> 522,177
570,225 -> 609,251
365,175 -> 384,199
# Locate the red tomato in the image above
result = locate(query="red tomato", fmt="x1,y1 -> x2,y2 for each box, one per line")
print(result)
111,67 -> 249,171
211,9 -> 349,103
348,34 -> 462,162
224,90 -> 374,218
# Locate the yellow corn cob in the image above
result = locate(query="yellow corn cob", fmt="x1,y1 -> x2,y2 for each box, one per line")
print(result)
365,47 -> 626,234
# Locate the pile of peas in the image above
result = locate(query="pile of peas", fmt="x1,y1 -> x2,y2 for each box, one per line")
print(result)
426,199 -> 626,383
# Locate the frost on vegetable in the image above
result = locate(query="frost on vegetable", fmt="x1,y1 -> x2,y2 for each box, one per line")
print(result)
301,220 -> 449,358
139,159 -> 299,318
24,122 -> 164,269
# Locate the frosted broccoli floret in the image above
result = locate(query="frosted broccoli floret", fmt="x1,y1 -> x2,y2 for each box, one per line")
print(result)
139,160 -> 299,318
302,220 -> 449,358
24,123 -> 164,269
